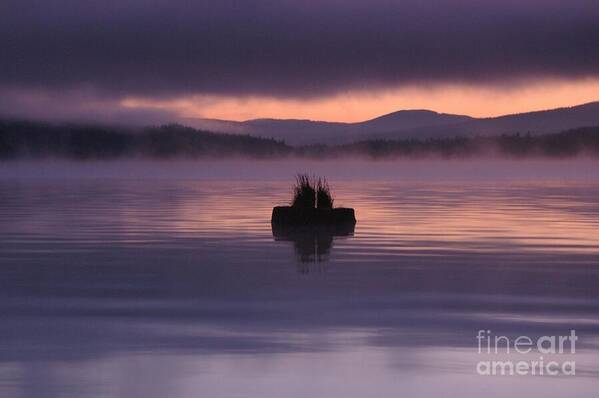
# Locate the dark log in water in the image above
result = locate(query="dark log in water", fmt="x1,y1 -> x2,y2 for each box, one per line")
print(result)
271,206 -> 356,226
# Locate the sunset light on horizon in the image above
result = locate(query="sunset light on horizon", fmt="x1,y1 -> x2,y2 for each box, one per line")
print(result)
121,78 -> 599,123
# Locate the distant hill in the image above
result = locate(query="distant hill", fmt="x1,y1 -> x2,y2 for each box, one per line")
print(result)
187,102 -> 599,145
355,109 -> 473,130
465,102 -> 599,136
1,118 -> 598,160
187,110 -> 473,145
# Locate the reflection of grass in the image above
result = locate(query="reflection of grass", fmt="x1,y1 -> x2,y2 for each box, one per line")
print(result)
291,174 -> 334,209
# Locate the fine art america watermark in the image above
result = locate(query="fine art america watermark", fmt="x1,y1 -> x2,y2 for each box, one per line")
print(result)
476,330 -> 577,376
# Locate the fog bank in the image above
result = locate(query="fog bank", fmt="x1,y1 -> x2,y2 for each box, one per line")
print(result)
2,159 -> 599,181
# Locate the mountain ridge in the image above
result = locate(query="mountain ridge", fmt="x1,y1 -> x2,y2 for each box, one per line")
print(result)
187,101 -> 599,145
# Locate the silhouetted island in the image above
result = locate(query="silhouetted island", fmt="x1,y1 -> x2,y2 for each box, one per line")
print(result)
271,175 -> 356,226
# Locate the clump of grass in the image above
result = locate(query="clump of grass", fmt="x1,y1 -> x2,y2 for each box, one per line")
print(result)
291,174 -> 334,209
316,177 -> 334,209
292,174 -> 316,208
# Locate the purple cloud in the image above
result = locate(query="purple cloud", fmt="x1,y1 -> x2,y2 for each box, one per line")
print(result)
1,0 -> 598,100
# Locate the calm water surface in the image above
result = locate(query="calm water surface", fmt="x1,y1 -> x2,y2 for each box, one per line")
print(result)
1,178 -> 599,397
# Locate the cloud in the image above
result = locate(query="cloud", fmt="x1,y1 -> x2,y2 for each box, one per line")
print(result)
0,87 -> 178,125
1,0 -> 599,100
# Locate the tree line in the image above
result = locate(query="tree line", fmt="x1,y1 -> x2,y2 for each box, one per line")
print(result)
1,119 -> 598,160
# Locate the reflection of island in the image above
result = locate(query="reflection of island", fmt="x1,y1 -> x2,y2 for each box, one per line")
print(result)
272,223 -> 355,272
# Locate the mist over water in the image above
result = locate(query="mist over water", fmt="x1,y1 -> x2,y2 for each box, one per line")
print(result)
2,158 -> 599,181
1,160 -> 599,397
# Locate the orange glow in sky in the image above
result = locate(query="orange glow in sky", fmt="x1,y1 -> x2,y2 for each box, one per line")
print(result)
122,78 -> 599,122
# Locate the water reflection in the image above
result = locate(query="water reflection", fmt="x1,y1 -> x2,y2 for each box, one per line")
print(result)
272,223 -> 355,271
1,178 -> 599,397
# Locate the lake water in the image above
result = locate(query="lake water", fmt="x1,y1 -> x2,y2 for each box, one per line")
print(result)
1,162 -> 599,397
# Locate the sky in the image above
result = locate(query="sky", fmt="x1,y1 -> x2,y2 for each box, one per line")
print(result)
1,0 -> 599,123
